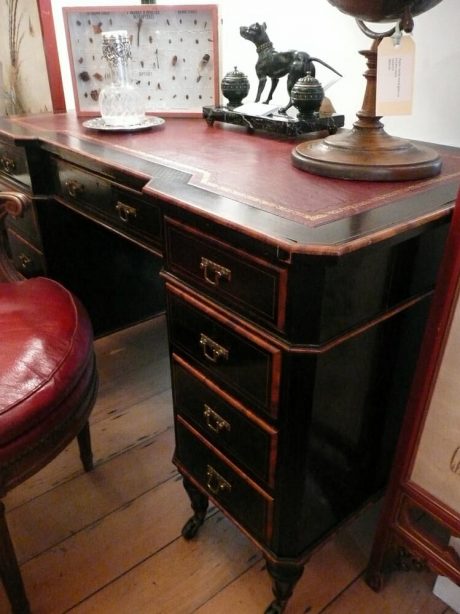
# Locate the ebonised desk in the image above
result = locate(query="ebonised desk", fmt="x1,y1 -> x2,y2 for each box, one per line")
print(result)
1,113 -> 460,613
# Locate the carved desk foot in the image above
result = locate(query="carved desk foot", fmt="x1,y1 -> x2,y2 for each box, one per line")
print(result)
264,558 -> 304,614
181,477 -> 209,540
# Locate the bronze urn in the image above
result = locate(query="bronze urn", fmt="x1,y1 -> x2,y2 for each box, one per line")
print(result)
290,73 -> 324,120
221,67 -> 250,109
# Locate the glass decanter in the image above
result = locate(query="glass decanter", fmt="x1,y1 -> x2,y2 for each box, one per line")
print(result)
99,31 -> 145,127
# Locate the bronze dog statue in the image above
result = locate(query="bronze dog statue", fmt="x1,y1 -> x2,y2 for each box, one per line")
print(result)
240,22 -> 342,112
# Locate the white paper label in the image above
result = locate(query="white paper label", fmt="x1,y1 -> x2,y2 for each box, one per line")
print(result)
376,35 -> 415,116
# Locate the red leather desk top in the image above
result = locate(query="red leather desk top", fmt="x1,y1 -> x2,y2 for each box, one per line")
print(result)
2,113 -> 459,253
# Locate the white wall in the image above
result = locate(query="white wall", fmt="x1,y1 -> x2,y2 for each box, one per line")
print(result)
51,0 -> 459,146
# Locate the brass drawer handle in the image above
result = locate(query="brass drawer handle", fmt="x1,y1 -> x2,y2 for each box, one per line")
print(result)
18,253 -> 32,269
206,465 -> 232,496
115,201 -> 138,223
203,404 -> 231,434
199,333 -> 229,363
200,257 -> 231,287
0,154 -> 16,174
64,179 -> 84,199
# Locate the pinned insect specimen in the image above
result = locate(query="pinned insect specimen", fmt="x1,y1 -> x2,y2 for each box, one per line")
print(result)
172,55 -> 178,66
90,89 -> 99,101
199,53 -> 210,69
78,57 -> 84,64
29,17 -> 34,36
79,71 -> 90,82
155,49 -> 160,69
157,83 -> 161,90
136,17 -> 143,46
92,22 -> 102,34
76,20 -> 81,26
196,53 -> 210,82
89,37 -> 93,44
149,36 -> 153,44
93,73 -> 103,81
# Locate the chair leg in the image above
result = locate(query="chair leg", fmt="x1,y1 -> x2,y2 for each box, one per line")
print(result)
0,500 -> 30,614
77,421 -> 94,472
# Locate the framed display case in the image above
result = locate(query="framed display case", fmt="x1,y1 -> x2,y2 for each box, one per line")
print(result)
62,4 -> 219,117
366,187 -> 460,591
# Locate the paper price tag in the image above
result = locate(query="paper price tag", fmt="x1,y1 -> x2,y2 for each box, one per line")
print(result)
376,35 -> 415,116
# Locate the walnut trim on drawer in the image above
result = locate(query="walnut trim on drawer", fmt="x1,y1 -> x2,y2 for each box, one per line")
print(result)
164,216 -> 288,331
166,282 -> 282,419
172,353 -> 278,488
175,416 -> 275,544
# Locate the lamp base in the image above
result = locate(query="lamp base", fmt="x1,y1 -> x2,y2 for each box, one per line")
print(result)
292,126 -> 442,182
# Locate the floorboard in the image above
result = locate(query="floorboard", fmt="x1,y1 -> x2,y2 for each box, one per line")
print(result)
1,315 -> 453,614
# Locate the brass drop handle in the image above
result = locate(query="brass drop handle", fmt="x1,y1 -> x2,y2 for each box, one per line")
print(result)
199,333 -> 229,363
18,253 -> 32,269
115,201 -> 137,223
64,179 -> 84,199
0,154 -> 16,173
206,465 -> 232,496
203,404 -> 231,434
200,257 -> 231,287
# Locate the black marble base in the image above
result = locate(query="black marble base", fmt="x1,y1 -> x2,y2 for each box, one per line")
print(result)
202,105 -> 344,138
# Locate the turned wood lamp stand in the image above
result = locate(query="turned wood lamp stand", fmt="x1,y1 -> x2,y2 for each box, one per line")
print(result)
292,2 -> 443,181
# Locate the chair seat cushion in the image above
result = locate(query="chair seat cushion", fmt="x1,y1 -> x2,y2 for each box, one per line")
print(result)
0,278 -> 94,460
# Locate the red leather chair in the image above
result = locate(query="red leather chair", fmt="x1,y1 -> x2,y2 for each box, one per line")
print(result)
0,277 -> 98,613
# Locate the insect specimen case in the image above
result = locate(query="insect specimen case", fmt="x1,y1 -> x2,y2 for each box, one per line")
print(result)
63,4 -> 219,117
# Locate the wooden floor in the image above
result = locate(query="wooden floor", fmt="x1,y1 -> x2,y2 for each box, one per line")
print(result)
1,316 -> 455,614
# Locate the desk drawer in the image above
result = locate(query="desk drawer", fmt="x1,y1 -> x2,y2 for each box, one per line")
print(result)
0,142 -> 31,188
7,229 -> 46,277
54,159 -> 112,209
165,217 -> 287,330
172,356 -> 277,487
175,417 -> 274,542
167,284 -> 281,419
54,160 -> 161,249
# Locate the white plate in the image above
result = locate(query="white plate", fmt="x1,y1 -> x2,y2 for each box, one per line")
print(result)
82,117 -> 165,132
